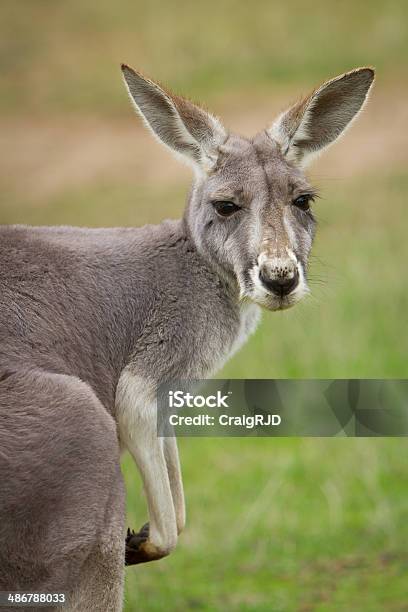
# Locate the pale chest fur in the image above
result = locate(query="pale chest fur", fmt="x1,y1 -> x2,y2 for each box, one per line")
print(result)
214,301 -> 261,373
115,302 -> 261,442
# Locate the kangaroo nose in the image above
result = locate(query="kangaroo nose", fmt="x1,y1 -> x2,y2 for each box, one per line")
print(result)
259,266 -> 299,297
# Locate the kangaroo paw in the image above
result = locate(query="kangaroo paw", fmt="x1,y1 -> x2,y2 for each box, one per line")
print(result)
125,523 -> 150,565
125,522 -> 173,565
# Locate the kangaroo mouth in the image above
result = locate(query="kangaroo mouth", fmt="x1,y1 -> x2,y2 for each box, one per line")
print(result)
260,292 -> 303,311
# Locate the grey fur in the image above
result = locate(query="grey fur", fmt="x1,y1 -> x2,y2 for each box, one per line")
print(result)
0,65 -> 374,610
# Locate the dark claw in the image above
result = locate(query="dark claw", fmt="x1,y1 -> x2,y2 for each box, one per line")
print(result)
125,523 -> 150,566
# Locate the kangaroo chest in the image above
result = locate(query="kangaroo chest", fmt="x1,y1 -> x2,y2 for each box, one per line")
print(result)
115,301 -> 261,424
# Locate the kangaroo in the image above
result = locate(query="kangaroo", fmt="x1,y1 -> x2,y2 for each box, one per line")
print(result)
0,65 -> 374,610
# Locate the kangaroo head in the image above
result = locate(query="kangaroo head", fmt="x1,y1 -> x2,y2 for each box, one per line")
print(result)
122,65 -> 374,311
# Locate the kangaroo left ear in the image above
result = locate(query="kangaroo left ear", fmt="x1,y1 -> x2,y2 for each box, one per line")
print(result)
269,67 -> 375,167
121,64 -> 227,172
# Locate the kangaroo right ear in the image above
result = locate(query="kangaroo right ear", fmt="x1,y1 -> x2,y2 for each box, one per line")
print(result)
269,67 -> 375,167
121,64 -> 227,172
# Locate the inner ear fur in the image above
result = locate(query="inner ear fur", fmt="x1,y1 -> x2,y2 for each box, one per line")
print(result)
270,67 -> 375,165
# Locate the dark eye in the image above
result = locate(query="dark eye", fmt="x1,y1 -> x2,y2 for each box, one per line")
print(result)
293,194 -> 314,211
212,201 -> 240,217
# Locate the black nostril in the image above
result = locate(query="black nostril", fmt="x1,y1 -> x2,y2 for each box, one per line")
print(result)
259,269 -> 299,297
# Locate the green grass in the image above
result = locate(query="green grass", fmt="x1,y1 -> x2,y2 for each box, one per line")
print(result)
123,438 -> 408,611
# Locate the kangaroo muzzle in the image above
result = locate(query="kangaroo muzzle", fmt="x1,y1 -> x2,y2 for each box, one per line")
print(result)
258,256 -> 300,297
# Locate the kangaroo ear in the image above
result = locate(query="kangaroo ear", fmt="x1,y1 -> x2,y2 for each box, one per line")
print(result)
121,64 -> 227,171
269,67 -> 375,167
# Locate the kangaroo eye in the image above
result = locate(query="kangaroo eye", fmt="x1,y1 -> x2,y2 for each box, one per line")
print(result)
293,194 -> 314,211
212,201 -> 240,217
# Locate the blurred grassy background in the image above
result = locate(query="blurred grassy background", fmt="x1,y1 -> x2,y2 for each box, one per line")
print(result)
1,1 -> 408,610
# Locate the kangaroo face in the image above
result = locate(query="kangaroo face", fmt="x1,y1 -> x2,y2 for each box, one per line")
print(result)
122,64 -> 374,311
188,132 -> 317,310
